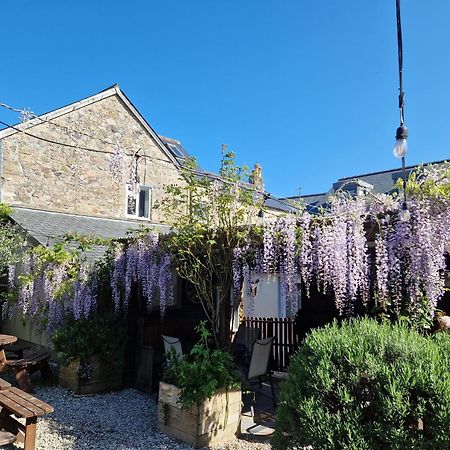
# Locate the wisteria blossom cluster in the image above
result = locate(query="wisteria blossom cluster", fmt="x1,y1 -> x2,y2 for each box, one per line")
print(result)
5,229 -> 175,333
111,232 -> 174,317
233,215 -> 300,317
4,253 -> 97,333
233,166 -> 450,321
373,197 -> 450,319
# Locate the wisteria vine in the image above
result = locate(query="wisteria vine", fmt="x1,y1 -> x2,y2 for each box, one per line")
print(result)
232,165 -> 450,321
5,164 -> 450,329
5,231 -> 175,332
110,233 -> 174,317
3,246 -> 97,333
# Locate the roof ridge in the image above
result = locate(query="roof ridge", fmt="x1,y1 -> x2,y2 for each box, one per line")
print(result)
338,158 -> 449,181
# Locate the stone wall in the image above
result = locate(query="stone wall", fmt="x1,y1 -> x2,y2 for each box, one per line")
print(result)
0,95 -> 183,223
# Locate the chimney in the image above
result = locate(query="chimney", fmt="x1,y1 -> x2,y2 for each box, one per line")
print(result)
249,162 -> 264,190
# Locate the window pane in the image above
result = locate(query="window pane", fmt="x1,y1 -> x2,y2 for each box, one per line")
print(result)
127,194 -> 137,215
138,187 -> 150,218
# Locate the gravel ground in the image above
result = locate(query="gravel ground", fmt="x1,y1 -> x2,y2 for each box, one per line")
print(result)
7,386 -> 271,450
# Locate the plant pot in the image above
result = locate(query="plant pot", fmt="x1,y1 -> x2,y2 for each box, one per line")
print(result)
59,354 -> 123,395
157,381 -> 241,449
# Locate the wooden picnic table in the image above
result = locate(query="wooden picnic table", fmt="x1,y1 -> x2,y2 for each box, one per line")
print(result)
0,335 -> 17,348
0,335 -> 52,393
0,386 -> 53,450
0,334 -> 17,373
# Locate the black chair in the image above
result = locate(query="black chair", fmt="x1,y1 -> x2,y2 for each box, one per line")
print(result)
241,336 -> 276,406
231,325 -> 260,364
161,335 -> 183,360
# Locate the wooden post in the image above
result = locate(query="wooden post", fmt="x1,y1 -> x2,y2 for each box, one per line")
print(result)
24,417 -> 37,450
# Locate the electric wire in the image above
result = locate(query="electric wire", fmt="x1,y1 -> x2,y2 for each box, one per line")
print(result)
0,106 -> 306,213
396,0 -> 405,126
395,0 -> 408,207
0,119 -> 175,166
0,102 -> 171,160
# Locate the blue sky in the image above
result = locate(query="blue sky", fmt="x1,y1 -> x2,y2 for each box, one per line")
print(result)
1,1 -> 449,197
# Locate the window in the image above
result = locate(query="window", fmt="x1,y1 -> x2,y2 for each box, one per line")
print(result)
167,143 -> 184,159
126,184 -> 152,219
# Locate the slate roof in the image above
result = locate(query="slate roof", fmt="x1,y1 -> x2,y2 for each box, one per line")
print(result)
284,159 -> 449,213
9,207 -> 170,262
264,196 -> 298,213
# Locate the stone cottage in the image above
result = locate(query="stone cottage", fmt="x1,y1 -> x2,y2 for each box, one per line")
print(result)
0,84 -> 293,247
0,85 -> 198,344
0,85 -> 294,347
0,84 -> 190,242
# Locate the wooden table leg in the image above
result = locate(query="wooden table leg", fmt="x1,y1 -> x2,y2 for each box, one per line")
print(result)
0,350 -> 6,366
24,416 -> 37,450
15,368 -> 32,393
0,410 -> 24,444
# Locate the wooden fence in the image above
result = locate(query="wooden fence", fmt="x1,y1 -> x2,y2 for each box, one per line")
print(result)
241,317 -> 299,371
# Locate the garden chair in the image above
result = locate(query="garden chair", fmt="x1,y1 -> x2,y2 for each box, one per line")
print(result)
161,335 -> 183,360
241,336 -> 276,406
231,325 -> 260,364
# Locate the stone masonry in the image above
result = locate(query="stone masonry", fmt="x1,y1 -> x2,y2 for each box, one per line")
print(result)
0,94 -> 183,223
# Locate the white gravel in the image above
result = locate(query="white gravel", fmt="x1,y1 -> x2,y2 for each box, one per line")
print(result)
9,386 -> 271,450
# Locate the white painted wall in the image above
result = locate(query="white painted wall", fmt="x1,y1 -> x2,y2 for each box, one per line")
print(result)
243,273 -> 302,318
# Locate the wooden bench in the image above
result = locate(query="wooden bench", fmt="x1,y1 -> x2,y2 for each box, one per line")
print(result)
0,379 -> 11,391
0,429 -> 16,446
0,387 -> 53,450
1,349 -> 52,393
5,340 -> 31,360
0,381 -> 15,449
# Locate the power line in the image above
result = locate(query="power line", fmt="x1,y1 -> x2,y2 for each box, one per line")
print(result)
0,102 -> 161,158
0,119 -> 177,168
0,104 -> 306,213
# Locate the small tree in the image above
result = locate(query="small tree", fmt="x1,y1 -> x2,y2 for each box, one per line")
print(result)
159,147 -> 263,348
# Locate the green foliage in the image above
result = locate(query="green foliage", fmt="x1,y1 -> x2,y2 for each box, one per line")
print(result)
372,292 -> 437,332
0,203 -> 12,220
158,148 -> 264,348
0,203 -> 23,277
52,314 -> 126,371
162,321 -> 240,409
273,318 -> 450,450
0,224 -> 22,269
62,232 -> 113,252
402,162 -> 450,200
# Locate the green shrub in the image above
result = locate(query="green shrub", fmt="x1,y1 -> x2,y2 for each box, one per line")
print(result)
52,313 -> 126,372
162,321 -> 240,409
272,318 -> 450,450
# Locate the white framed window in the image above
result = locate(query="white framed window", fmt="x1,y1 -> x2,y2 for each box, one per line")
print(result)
126,184 -> 152,220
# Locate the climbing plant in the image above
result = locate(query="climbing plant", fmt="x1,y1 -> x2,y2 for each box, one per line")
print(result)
156,148 -> 264,348
5,159 -> 450,336
233,162 -> 450,328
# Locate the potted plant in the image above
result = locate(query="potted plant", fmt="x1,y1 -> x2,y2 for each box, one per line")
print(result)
52,313 -> 126,395
158,322 -> 242,449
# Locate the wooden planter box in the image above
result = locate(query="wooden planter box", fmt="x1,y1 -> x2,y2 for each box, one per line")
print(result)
158,382 -> 241,448
59,355 -> 123,395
